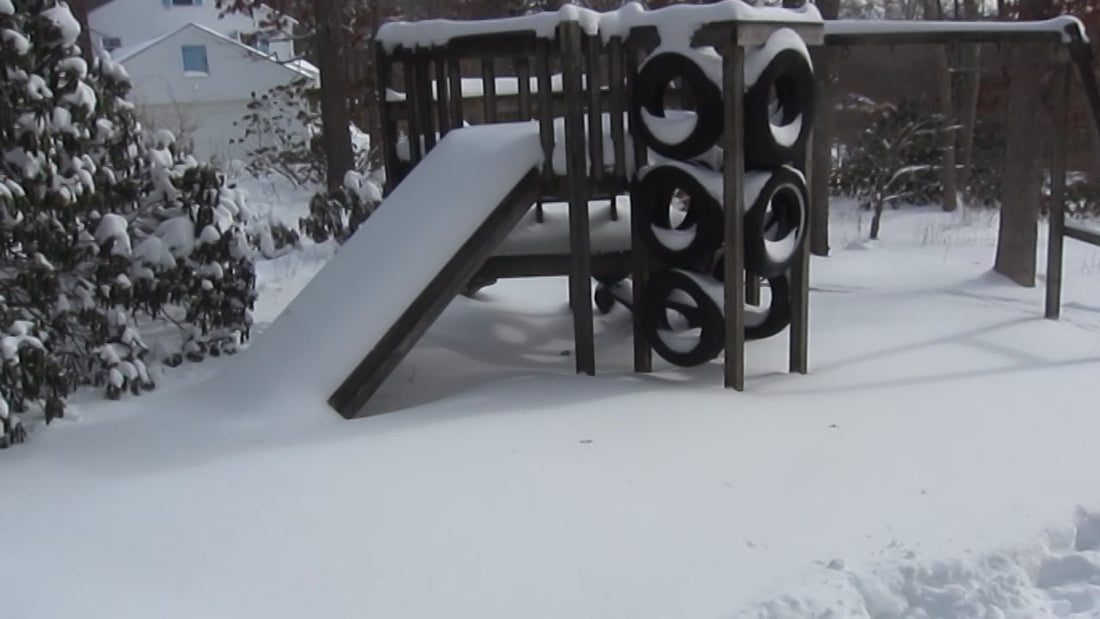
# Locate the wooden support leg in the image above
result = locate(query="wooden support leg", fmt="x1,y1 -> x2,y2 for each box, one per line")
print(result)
790,136 -> 812,374
1046,60 -> 1071,320
561,22 -> 595,376
722,41 -> 746,391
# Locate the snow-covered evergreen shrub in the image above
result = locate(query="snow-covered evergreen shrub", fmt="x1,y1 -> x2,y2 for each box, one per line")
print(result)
831,98 -> 946,209
0,0 -> 258,443
299,170 -> 381,244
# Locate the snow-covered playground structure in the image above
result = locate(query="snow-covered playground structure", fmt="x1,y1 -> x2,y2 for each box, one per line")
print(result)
228,1 -> 1097,419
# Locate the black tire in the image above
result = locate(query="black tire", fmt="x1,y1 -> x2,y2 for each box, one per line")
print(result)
641,269 -> 725,367
743,167 -> 807,278
632,52 -> 724,161
743,48 -> 815,167
745,273 -> 792,341
633,165 -> 724,267
707,252 -> 793,341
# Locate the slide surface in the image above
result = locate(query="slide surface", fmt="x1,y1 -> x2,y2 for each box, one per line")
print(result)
219,123 -> 544,413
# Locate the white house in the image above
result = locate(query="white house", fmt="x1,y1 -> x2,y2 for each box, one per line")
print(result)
88,0 -> 295,60
113,21 -> 317,161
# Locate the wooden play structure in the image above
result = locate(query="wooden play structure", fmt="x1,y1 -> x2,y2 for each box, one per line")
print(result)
321,1 -> 1097,419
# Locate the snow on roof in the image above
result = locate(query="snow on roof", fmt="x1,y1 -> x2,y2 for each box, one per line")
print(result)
375,0 -> 822,52
113,21 -> 317,80
824,15 -> 1087,43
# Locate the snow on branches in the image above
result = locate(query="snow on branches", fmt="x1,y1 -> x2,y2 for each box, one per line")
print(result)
0,0 -> 259,445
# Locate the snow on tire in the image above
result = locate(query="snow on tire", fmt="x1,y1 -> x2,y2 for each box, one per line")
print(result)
707,253 -> 793,341
633,163 -> 724,268
632,51 -> 724,161
641,269 -> 725,367
743,32 -> 815,167
743,166 -> 807,278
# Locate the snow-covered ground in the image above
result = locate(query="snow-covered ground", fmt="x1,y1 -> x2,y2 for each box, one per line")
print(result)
5,192 -> 1100,618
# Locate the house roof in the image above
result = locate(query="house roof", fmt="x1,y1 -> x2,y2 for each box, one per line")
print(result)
113,22 -> 316,81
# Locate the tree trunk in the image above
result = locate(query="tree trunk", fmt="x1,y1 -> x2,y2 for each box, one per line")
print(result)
994,0 -> 1052,285
870,199 -> 884,240
810,0 -> 839,257
316,0 -> 355,193
995,42 -> 1043,286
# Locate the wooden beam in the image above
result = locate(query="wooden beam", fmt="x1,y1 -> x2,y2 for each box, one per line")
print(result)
824,29 -> 1061,48
607,37 -> 627,191
626,45 -> 652,373
404,61 -> 423,164
722,36 -> 747,391
1046,62 -> 1071,319
535,39 -> 555,186
586,34 -> 605,183
435,51 -> 451,137
376,45 -> 399,195
447,56 -> 464,130
516,56 -> 533,120
329,168 -> 543,418
478,251 -> 633,281
1065,222 -> 1100,246
790,135 -> 812,373
482,58 -> 498,124
416,53 -> 436,152
560,21 -> 596,376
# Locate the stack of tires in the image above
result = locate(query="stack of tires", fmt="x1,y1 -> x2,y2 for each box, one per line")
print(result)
624,29 -> 815,367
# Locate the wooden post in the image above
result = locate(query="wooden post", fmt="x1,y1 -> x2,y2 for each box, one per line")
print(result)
608,37 -> 626,221
722,35 -> 747,391
416,53 -> 436,152
789,134 -> 812,374
561,21 -> 596,376
404,60 -> 424,165
1045,58 -> 1071,320
626,44 -> 652,373
536,40 -> 555,186
435,52 -> 451,137
376,44 -> 399,195
586,35 -> 605,182
517,56 -> 533,120
448,57 -> 464,130
482,58 -> 498,123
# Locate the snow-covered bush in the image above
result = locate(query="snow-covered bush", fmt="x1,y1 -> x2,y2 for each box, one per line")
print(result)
830,97 -> 949,239
230,77 -> 382,245
0,0 -> 258,443
299,169 -> 381,244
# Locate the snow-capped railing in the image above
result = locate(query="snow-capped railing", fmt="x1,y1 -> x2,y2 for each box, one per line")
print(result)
823,15 -> 1087,46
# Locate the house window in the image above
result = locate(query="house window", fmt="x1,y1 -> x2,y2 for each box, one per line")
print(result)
181,45 -> 209,74
102,36 -> 121,51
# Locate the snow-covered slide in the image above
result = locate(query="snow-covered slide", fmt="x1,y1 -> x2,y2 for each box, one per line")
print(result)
220,123 -> 544,418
